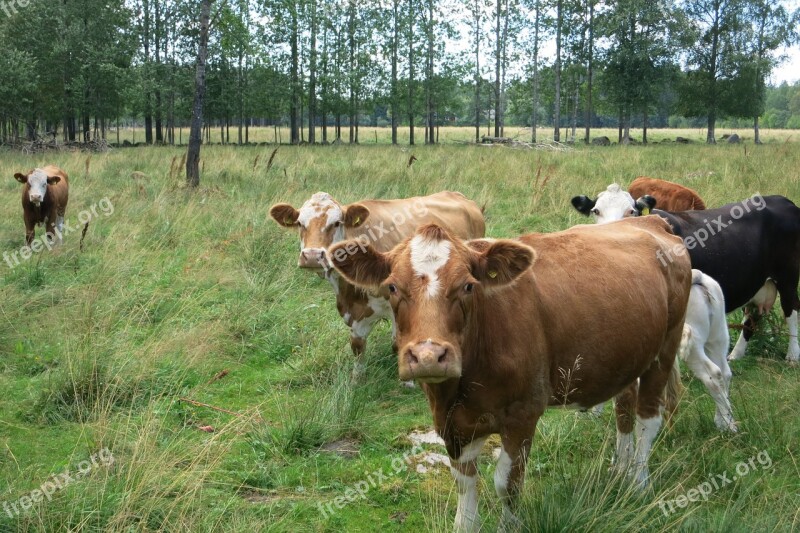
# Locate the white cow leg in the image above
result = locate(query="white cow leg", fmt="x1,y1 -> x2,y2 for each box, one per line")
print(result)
614,430 -> 634,474
632,414 -> 662,489
786,310 -> 799,362
684,342 -> 737,432
452,438 -> 486,533
591,403 -> 605,416
728,318 -> 750,361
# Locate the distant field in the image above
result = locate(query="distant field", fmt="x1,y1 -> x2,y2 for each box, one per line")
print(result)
0,140 -> 798,532
101,125 -> 798,146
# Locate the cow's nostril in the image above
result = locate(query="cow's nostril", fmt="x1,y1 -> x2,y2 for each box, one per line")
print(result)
408,352 -> 419,364
438,350 -> 447,363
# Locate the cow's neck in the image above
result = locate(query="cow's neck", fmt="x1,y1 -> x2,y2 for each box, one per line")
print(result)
420,283 -> 545,454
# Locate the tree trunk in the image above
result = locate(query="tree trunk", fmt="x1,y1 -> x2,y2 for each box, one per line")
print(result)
473,0 -> 481,143
584,0 -> 593,143
425,0 -> 434,144
391,0 -> 399,144
754,115 -> 761,144
186,0 -> 211,188
308,0 -> 318,144
493,0 -> 501,138
553,0 -> 562,142
531,0 -> 539,143
290,1 -> 300,144
407,0 -> 415,145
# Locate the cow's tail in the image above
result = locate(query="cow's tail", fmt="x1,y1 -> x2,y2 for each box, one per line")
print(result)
663,357 -> 684,428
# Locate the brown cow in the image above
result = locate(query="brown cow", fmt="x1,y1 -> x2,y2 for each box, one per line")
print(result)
13,166 -> 70,246
628,177 -> 706,212
270,191 -> 485,376
329,217 -> 690,530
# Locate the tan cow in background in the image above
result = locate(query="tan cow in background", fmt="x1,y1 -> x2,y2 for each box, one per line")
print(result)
13,165 -> 70,246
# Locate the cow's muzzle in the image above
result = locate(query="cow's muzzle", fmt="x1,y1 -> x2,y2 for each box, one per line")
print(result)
298,247 -> 328,270
30,195 -> 43,206
400,340 -> 461,383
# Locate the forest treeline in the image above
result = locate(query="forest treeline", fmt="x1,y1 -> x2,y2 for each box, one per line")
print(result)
0,0 -> 798,146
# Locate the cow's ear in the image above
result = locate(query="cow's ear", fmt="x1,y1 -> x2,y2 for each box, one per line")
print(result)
46,176 -> 61,185
343,203 -> 370,228
571,195 -> 596,216
635,195 -> 656,215
470,239 -> 535,287
270,203 -> 300,227
328,240 -> 391,288
14,173 -> 27,184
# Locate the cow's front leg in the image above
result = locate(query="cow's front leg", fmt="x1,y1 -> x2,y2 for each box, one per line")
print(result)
24,219 -> 35,246
495,430 -> 535,532
451,437 -> 486,533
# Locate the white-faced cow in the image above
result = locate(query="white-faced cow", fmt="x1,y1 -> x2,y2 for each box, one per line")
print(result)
329,219 -> 690,530
13,165 -> 70,246
572,185 -> 800,363
270,191 -> 485,374
628,177 -> 706,212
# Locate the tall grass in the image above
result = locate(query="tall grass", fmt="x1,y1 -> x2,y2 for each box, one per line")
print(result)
0,136 -> 798,531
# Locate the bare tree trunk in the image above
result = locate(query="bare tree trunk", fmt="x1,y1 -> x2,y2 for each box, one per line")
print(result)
186,0 -> 211,188
308,0 -> 318,144
473,0 -> 481,143
493,0 -> 501,137
584,0 -> 593,143
553,0 -> 562,142
407,0 -> 415,145
754,115 -> 761,144
391,0 -> 399,144
290,0 -> 300,144
531,0 -> 539,143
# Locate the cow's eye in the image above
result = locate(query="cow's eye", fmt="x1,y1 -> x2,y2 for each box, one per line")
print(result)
629,209 -> 637,216
388,284 -> 398,295
333,221 -> 342,227
464,282 -> 474,294
591,208 -> 600,216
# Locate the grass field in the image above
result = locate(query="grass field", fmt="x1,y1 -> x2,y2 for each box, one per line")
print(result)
0,132 -> 799,532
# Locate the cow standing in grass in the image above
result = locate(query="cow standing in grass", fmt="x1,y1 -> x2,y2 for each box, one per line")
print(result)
572,186 -> 800,363
14,166 -> 70,246
329,219 -> 690,530
269,191 -> 485,376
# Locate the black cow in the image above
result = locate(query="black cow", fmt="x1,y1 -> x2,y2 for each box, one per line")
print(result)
571,186 -> 800,362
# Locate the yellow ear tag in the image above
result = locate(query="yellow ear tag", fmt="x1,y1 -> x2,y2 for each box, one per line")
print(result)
353,216 -> 361,226
284,218 -> 294,225
642,208 -> 650,215
488,270 -> 498,279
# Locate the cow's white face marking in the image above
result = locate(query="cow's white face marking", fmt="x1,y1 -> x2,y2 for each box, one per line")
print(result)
26,169 -> 49,206
592,184 -> 638,224
410,235 -> 452,297
297,192 -> 343,230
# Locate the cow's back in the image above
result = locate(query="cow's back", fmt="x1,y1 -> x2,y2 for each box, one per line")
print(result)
629,177 -> 706,211
517,216 -> 691,406
657,195 -> 800,311
346,191 -> 485,252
